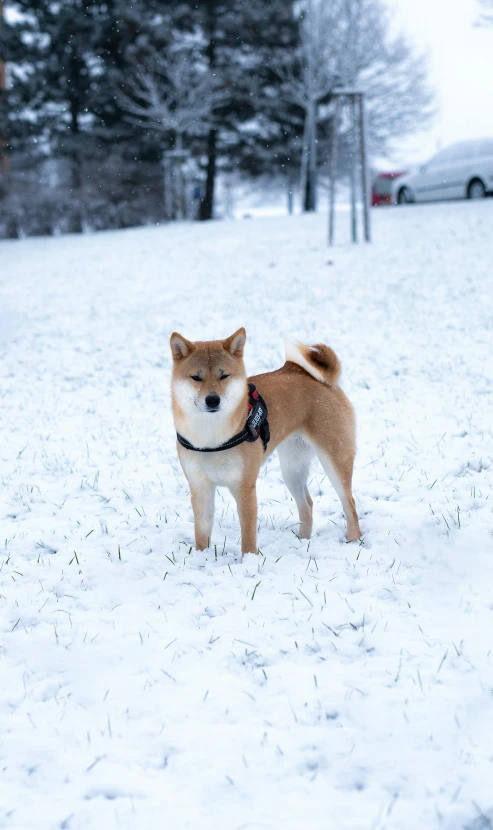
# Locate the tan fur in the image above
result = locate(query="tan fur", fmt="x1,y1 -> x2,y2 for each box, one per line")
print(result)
170,328 -> 361,556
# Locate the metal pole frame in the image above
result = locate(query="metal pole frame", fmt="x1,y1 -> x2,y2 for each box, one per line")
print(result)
349,95 -> 358,244
358,93 -> 371,242
328,94 -> 340,246
328,89 -> 371,245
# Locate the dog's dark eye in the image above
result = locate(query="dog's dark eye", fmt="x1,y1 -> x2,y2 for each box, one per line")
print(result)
220,374 -> 230,380
191,375 -> 202,382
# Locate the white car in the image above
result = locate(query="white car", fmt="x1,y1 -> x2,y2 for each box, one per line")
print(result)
395,139 -> 493,204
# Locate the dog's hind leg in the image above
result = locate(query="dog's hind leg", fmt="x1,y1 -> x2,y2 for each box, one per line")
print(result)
315,448 -> 360,542
278,435 -> 315,540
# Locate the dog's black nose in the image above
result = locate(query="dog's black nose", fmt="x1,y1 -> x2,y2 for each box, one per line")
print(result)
205,394 -> 221,410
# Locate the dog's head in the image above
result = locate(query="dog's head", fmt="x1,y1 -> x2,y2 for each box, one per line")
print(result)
170,328 -> 247,415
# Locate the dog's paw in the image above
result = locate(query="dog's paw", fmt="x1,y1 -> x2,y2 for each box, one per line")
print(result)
242,551 -> 259,566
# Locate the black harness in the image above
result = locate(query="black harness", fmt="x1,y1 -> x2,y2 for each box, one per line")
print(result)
177,383 -> 270,453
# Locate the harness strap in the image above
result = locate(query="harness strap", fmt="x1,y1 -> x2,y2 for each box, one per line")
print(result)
177,383 -> 270,453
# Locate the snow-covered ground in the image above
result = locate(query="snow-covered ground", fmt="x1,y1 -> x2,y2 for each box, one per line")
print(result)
1,201 -> 492,830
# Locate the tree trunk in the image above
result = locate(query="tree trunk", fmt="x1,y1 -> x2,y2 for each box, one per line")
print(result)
199,127 -> 217,221
304,106 -> 317,212
70,146 -> 83,234
299,110 -> 309,210
304,168 -> 317,212
303,0 -> 317,212
287,168 -> 295,214
199,0 -> 217,221
68,54 -> 83,234
0,0 -> 10,176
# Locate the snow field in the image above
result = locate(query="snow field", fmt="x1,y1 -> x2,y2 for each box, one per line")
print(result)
0,201 -> 492,829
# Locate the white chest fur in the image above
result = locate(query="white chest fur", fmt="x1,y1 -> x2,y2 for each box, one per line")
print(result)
179,447 -> 243,489
172,376 -> 248,489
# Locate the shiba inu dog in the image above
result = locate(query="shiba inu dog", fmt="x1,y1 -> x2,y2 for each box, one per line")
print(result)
170,328 -> 361,556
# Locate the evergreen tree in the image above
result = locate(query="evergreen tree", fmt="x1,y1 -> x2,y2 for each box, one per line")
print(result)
2,0 -> 302,230
142,0 -> 299,219
5,1 -> 105,229
0,0 -> 435,236
1,0 -> 155,232
0,0 -> 9,180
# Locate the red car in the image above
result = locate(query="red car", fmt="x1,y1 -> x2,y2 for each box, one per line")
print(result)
372,172 -> 407,206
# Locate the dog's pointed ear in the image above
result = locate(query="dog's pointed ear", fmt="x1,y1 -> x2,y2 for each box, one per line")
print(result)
170,332 -> 194,361
223,328 -> 246,358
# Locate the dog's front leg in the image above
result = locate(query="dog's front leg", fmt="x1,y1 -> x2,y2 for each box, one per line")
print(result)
190,479 -> 215,551
232,482 -> 258,556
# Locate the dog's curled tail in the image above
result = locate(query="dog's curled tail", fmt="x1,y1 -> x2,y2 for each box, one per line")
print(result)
285,339 -> 341,387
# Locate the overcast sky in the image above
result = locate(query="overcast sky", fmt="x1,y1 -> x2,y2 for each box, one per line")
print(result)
388,0 -> 493,164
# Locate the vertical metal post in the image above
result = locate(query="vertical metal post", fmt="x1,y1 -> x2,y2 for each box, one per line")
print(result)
329,89 -> 371,245
349,96 -> 358,243
287,170 -> 294,215
358,93 -> 371,242
328,94 -> 340,246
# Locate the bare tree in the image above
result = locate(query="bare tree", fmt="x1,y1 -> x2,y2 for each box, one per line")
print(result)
276,0 -> 434,211
335,0 -> 435,151
119,45 -> 228,218
275,0 -> 340,210
120,46 -> 227,151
